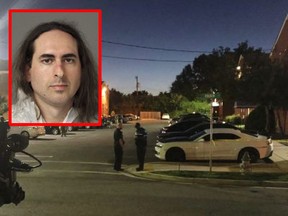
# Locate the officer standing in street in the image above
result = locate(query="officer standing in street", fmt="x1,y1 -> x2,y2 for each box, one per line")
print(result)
134,122 -> 147,171
113,123 -> 125,171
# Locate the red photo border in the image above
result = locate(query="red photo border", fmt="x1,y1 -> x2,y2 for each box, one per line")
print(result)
8,9 -> 102,127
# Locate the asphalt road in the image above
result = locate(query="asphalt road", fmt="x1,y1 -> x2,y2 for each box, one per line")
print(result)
1,120 -> 288,215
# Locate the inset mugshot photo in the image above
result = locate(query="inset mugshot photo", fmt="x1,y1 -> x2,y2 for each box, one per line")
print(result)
9,9 -> 102,124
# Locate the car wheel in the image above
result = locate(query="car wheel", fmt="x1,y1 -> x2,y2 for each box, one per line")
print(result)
166,148 -> 186,162
238,148 -> 259,163
20,131 -> 30,139
52,128 -> 59,135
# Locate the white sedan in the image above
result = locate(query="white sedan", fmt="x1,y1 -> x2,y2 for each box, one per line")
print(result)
155,128 -> 273,163
8,126 -> 45,139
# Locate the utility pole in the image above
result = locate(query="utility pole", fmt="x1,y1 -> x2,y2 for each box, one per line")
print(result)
135,76 -> 140,117
135,76 -> 139,95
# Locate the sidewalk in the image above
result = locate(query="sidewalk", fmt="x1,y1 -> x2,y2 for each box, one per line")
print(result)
126,141 -> 288,187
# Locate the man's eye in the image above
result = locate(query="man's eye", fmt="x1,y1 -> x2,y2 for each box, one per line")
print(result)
64,58 -> 75,64
41,59 -> 53,64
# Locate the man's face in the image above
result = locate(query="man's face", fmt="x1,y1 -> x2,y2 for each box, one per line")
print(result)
26,29 -> 81,109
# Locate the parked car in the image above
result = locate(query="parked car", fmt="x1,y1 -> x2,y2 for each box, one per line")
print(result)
158,122 -> 239,143
8,126 -> 45,139
172,113 -> 209,125
45,126 -> 60,135
161,113 -> 170,120
124,113 -> 138,121
160,119 -> 209,134
37,126 -> 46,136
168,117 -> 180,125
155,128 -> 273,163
112,114 -> 128,124
101,117 -> 113,128
67,126 -> 79,132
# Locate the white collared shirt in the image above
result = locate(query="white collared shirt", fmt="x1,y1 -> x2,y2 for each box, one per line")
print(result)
12,91 -> 79,123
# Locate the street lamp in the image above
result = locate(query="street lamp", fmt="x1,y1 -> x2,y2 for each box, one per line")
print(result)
236,66 -> 242,79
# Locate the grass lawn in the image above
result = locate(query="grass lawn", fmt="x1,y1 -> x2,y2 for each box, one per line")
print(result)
278,140 -> 288,146
153,170 -> 288,181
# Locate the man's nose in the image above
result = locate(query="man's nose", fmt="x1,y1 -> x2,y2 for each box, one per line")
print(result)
54,60 -> 64,78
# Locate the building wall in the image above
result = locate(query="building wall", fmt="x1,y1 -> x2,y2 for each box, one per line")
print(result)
274,108 -> 288,135
140,111 -> 161,120
270,15 -> 288,135
234,107 -> 255,120
270,15 -> 288,60
102,82 -> 110,116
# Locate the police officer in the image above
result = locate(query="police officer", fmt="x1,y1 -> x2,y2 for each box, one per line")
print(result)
113,123 -> 125,171
135,122 -> 147,171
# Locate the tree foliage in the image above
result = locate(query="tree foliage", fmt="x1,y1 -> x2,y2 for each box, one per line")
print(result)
109,88 -> 124,114
108,41 -> 288,131
170,64 -> 198,100
170,42 -> 279,116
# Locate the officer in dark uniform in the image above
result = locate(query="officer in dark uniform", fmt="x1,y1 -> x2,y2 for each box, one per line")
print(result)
113,123 -> 125,171
134,122 -> 147,171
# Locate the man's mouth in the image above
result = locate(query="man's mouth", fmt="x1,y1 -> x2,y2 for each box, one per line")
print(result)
50,84 -> 68,91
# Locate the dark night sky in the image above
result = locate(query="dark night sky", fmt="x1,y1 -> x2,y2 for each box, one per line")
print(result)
1,0 -> 288,95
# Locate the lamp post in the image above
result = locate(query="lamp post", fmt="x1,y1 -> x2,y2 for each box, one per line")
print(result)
209,93 -> 220,173
209,97 -> 213,173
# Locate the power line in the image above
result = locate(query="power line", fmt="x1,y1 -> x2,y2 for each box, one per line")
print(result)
102,55 -> 192,63
102,40 -> 211,54
102,40 -> 272,53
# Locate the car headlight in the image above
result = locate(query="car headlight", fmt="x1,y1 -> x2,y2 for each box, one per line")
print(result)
156,143 -> 163,148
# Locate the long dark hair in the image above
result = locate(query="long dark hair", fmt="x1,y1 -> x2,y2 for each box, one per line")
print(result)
13,21 -> 98,122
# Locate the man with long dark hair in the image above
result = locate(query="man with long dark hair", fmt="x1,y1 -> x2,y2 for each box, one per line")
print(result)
12,21 -> 98,123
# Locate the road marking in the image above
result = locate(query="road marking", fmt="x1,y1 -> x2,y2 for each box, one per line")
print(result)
39,160 -> 113,166
253,186 -> 288,190
16,154 -> 54,159
15,159 -> 113,166
38,169 -> 123,175
31,168 -> 151,180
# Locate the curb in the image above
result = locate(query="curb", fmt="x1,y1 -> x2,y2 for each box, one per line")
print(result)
126,166 -> 288,188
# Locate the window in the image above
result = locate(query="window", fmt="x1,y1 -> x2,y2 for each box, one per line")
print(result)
202,133 -> 240,141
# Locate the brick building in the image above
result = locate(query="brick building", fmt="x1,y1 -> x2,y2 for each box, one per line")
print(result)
270,14 -> 288,134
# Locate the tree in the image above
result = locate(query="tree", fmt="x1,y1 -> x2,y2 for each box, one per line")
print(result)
234,43 -> 271,104
129,90 -> 154,115
170,64 -> 199,100
170,42 -> 272,117
109,88 -> 124,114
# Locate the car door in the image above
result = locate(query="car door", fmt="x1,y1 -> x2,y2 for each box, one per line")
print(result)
185,132 -> 207,160
204,133 -> 241,160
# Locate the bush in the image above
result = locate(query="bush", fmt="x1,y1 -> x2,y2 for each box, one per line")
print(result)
245,105 -> 275,134
171,100 -> 210,118
224,114 -> 243,125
